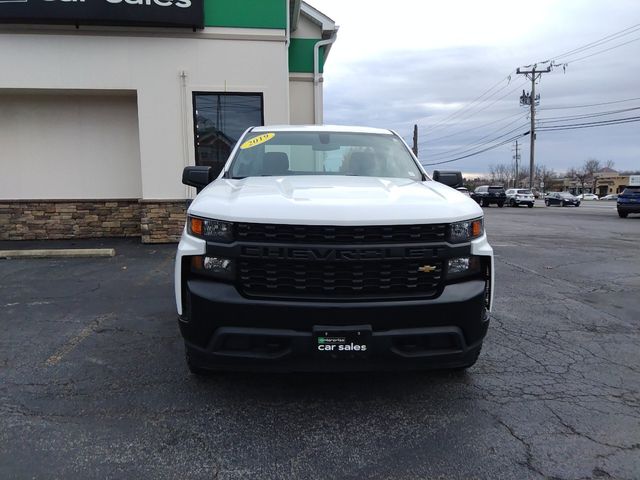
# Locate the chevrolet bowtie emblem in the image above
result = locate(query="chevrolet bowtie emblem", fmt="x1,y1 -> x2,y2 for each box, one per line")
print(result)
418,265 -> 437,273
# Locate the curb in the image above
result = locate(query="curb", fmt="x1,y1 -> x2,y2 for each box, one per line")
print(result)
0,248 -> 116,259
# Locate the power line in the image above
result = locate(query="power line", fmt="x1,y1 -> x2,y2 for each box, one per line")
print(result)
424,116 -> 529,159
560,36 -> 640,65
419,78 -> 528,144
422,131 -> 530,166
424,123 -> 530,162
537,115 -> 640,132
421,72 -> 517,134
540,97 -> 640,111
537,106 -> 640,123
421,111 -> 525,145
540,23 -> 640,63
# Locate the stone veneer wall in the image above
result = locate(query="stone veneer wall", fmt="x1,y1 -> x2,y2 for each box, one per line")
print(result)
0,200 -> 186,243
140,200 -> 187,244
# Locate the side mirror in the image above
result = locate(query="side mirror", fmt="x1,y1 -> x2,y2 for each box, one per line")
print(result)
182,166 -> 215,192
433,170 -> 463,188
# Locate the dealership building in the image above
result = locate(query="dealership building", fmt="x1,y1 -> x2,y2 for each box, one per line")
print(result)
0,0 -> 337,242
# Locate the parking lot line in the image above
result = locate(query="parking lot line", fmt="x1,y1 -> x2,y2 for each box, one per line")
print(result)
0,248 -> 116,259
44,315 -> 111,366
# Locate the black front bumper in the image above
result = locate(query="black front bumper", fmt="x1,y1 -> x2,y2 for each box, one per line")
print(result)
180,279 -> 490,372
617,204 -> 640,214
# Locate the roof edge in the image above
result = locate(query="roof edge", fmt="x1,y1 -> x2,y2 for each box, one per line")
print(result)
299,1 -> 337,37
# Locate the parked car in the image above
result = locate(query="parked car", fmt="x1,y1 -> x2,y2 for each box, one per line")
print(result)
471,185 -> 506,207
601,194 -> 618,201
545,192 -> 580,207
617,186 -> 640,218
505,188 -> 535,208
577,193 -> 599,201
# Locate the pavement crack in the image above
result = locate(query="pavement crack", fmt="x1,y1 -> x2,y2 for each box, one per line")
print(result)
545,404 -> 640,453
491,415 -> 547,479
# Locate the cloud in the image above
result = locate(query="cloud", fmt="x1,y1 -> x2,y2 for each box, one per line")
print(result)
312,0 -> 640,173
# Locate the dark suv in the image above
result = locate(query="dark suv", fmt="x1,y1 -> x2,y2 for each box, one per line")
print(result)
471,185 -> 506,208
617,186 -> 640,218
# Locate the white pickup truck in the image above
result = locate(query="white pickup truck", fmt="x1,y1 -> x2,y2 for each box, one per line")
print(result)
175,125 -> 494,373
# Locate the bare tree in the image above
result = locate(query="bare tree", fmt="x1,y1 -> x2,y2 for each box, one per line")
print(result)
574,170 -> 590,194
463,176 -> 487,191
584,158 -> 600,193
604,159 -> 616,170
515,166 -> 529,188
536,164 -> 557,192
489,163 -> 514,187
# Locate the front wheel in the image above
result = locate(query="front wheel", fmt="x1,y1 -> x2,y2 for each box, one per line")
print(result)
482,200 -> 489,207
561,201 -> 566,207
509,199 -> 516,207
545,200 -> 550,206
618,210 -> 628,218
497,202 -> 504,208
527,203 -> 534,208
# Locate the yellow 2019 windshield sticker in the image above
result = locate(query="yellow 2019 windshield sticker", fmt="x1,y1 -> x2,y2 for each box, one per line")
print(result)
240,133 -> 275,150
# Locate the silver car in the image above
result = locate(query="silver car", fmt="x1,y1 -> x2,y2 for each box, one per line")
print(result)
505,188 -> 535,208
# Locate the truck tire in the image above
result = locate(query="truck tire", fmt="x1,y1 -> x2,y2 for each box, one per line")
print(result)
482,200 -> 489,207
618,210 -> 628,218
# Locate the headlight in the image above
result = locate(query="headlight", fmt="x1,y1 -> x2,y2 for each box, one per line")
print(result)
447,218 -> 483,243
447,256 -> 481,279
187,216 -> 234,243
191,255 -> 235,281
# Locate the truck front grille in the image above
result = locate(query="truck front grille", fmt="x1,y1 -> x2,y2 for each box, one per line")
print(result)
236,222 -> 446,244
238,259 -> 443,300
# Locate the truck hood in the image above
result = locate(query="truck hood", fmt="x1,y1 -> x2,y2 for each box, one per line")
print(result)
188,176 -> 483,225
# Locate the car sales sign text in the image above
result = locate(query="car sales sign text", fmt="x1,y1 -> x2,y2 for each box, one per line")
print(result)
0,0 -> 204,29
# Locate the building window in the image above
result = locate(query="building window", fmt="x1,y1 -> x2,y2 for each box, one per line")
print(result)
193,92 -> 264,174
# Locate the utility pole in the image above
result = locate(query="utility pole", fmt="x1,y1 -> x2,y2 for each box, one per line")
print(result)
512,140 -> 520,188
412,124 -> 418,157
517,64 -> 551,189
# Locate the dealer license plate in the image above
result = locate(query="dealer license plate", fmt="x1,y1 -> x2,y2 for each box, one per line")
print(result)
313,325 -> 371,358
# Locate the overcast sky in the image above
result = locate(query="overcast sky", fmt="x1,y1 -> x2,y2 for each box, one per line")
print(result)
307,0 -> 640,175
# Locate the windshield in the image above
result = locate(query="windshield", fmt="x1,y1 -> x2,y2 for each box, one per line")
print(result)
559,192 -> 573,198
622,186 -> 640,195
517,190 -> 532,194
228,131 -> 423,180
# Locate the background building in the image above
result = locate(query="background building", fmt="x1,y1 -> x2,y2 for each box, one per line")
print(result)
0,0 -> 337,242
562,168 -> 633,196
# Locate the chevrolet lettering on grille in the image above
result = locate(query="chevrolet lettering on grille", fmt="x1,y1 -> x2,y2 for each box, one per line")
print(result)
240,246 -> 441,261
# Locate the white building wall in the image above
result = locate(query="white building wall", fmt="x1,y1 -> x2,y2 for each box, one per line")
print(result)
0,92 -> 141,199
289,11 -> 323,125
289,75 -> 315,125
0,28 -> 289,200
291,10 -> 322,39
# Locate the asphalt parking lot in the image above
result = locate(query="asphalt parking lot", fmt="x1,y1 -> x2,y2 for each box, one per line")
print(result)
1,201 -> 639,479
